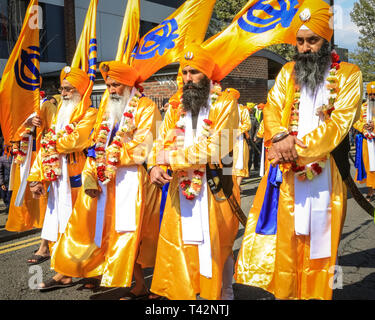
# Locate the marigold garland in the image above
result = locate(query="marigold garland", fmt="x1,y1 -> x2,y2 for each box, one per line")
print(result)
14,127 -> 33,165
40,123 -> 76,181
95,91 -> 142,184
289,51 -> 341,181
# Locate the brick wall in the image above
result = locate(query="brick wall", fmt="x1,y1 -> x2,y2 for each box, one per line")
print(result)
64,0 -> 76,66
142,55 -> 269,106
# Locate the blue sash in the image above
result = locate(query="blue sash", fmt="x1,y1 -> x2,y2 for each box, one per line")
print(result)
255,165 -> 282,235
159,169 -> 171,226
355,133 -> 367,181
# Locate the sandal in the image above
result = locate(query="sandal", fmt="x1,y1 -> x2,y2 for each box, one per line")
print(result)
37,278 -> 75,291
120,290 -> 150,300
79,277 -> 101,290
27,252 -> 50,265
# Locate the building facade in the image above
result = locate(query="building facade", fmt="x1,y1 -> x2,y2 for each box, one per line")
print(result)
0,0 -> 290,107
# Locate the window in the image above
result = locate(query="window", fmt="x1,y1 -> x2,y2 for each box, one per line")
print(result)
147,0 -> 184,8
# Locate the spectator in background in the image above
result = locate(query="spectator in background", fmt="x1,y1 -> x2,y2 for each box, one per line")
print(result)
0,149 -> 12,213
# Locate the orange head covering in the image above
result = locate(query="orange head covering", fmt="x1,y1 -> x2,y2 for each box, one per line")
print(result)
60,66 -> 90,97
180,43 -> 216,79
99,61 -> 139,87
225,88 -> 240,100
296,0 -> 333,42
367,82 -> 375,95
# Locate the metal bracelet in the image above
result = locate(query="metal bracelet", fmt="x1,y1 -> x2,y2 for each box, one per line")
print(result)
271,131 -> 289,143
28,181 -> 40,187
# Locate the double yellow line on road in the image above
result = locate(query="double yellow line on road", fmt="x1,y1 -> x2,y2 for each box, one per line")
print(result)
0,236 -> 41,255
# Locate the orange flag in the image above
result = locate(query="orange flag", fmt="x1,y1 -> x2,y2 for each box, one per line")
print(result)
203,0 -> 312,81
0,0 -> 40,146
132,0 -> 216,83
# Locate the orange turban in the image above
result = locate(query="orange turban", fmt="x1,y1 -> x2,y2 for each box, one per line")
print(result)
225,88 -> 240,100
367,82 -> 375,95
296,0 -> 333,42
99,61 -> 139,87
180,43 -> 216,79
60,66 -> 90,97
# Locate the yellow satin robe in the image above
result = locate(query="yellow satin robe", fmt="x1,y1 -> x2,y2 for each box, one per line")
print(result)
27,105 -> 97,238
149,90 -> 240,300
235,61 -> 362,300
353,102 -> 375,188
233,104 -> 251,178
6,101 -> 56,231
51,97 -> 162,288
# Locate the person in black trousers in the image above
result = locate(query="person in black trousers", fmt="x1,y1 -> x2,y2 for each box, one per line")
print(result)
0,149 -> 12,212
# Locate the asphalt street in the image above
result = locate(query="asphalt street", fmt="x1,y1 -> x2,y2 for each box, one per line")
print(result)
0,166 -> 375,301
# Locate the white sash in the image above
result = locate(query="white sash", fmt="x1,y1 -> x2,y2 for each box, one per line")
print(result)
293,76 -> 332,259
41,110 -> 73,242
366,101 -> 375,171
179,103 -> 212,278
235,106 -> 244,170
14,134 -> 34,207
259,140 -> 265,177
41,154 -> 72,241
94,88 -> 139,248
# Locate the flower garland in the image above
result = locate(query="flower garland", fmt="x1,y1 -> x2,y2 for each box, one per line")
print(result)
289,51 -> 341,182
95,91 -> 142,185
174,82 -> 220,200
40,123 -> 76,181
13,126 -> 33,165
361,103 -> 375,140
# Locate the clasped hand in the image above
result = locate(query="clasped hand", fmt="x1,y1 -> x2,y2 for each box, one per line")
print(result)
268,135 -> 306,166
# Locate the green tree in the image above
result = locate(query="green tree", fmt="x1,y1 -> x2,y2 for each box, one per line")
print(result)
350,0 -> 375,82
206,0 -> 295,61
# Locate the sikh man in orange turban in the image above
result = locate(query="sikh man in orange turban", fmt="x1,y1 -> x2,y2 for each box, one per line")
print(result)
6,94 -> 56,266
353,82 -> 375,200
235,0 -> 363,300
40,61 -> 162,298
148,43 -> 241,300
26,66 -> 97,289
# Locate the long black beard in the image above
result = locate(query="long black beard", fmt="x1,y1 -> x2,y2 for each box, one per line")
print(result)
293,40 -> 331,94
182,76 -> 211,116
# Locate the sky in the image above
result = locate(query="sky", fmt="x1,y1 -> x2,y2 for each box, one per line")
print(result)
334,0 -> 360,53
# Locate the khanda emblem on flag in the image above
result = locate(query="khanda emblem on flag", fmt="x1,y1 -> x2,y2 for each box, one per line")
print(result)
238,0 -> 299,33
88,38 -> 97,82
14,45 -> 40,91
134,18 -> 179,60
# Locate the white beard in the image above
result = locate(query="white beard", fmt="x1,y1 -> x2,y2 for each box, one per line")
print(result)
56,92 -> 81,131
105,87 -> 132,124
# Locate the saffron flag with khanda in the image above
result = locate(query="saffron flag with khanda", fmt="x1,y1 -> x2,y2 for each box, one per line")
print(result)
90,0 -> 140,143
66,0 -> 98,123
203,0 -> 316,81
116,0 -> 140,63
0,0 -> 40,147
132,0 -> 217,83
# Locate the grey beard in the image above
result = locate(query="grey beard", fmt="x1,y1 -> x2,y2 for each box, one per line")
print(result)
182,76 -> 211,116
293,40 -> 332,94
107,87 -> 132,123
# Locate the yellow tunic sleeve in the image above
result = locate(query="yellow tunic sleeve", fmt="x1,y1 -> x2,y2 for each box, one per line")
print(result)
146,102 -> 180,169
169,91 -> 239,171
82,157 -> 99,192
352,103 -> 366,133
27,149 -> 43,182
296,63 -> 363,165
263,62 -> 295,146
56,107 -> 97,154
118,97 -> 162,166
239,107 -> 251,134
